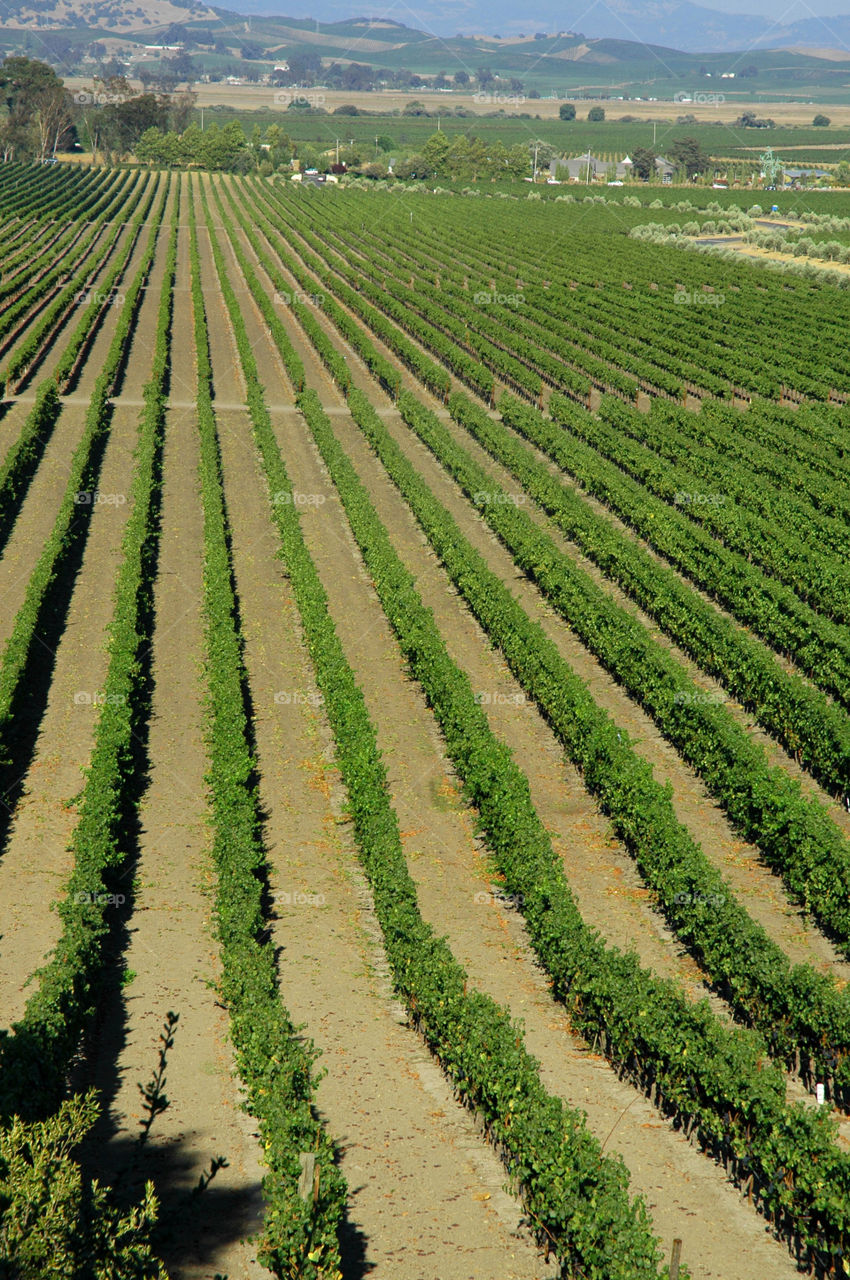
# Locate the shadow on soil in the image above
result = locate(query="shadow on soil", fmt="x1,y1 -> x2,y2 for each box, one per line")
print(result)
0,301 -> 143,860
339,1201 -> 374,1279
76,948 -> 265,1276
84,1130 -> 266,1276
79,959 -> 372,1277
0,415 -> 113,864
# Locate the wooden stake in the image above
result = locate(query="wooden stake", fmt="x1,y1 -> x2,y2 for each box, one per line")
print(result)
298,1152 -> 316,1203
669,1239 -> 683,1280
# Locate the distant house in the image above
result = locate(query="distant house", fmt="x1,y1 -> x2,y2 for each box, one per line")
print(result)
655,156 -> 675,183
783,166 -> 829,185
549,153 -> 640,183
298,172 -> 339,186
550,153 -> 612,181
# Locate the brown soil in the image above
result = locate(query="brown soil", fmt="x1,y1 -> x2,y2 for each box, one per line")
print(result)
238,180 -> 850,987
1,192 -> 142,397
197,178 -> 560,1279
0,182 -> 180,1023
0,177 -> 183,1019
6,167 -> 848,1279
85,185 -> 268,1280
208,184 -> 805,1278
62,77 -> 850,128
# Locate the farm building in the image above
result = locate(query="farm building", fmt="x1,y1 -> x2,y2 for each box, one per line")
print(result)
550,152 -> 674,182
782,166 -> 830,185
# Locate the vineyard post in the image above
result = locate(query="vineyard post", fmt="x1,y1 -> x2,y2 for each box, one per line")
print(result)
298,1152 -> 317,1204
669,1238 -> 683,1279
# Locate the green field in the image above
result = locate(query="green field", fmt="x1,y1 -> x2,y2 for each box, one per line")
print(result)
192,104 -> 850,166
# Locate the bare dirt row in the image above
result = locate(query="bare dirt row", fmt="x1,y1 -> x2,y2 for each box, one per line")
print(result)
234,179 -> 850,991
205,176 -> 804,1280
84,183 -> 269,1280
266,187 -> 850,766
233,172 -> 850,1087
1,169 -> 844,1280
0,177 -> 151,458
0,172 -> 181,1021
198,177 -> 561,1280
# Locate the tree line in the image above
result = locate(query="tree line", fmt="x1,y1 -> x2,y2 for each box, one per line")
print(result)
0,57 -> 195,163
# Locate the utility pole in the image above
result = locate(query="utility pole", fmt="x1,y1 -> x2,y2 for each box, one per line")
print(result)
533,140 -> 539,181
335,137 -> 340,163
375,134 -> 379,156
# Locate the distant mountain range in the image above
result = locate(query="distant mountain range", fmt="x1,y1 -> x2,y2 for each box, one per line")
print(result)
216,0 -> 850,53
3,0 -> 850,71
552,0 -> 850,53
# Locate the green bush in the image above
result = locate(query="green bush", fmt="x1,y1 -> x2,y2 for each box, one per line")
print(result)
0,1092 -> 166,1280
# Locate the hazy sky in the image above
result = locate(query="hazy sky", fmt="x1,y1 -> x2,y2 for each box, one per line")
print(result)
694,0 -> 850,13
230,0 -> 850,37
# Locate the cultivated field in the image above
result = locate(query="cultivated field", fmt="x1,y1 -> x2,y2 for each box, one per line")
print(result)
1,164 -> 850,1280
61,76 -> 850,124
